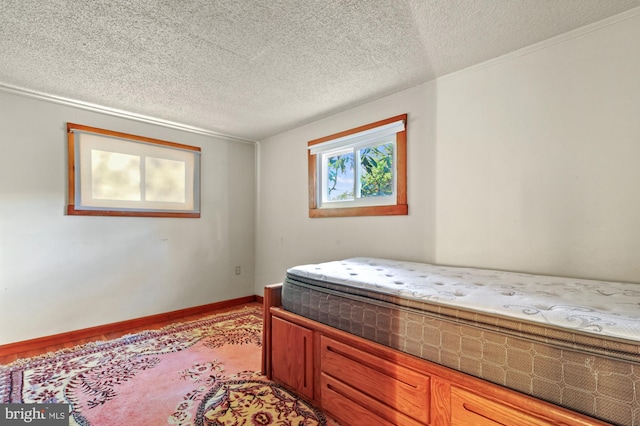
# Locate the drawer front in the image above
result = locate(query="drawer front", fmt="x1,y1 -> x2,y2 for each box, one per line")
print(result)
451,385 -> 555,426
321,336 -> 430,425
271,316 -> 314,400
322,373 -> 425,426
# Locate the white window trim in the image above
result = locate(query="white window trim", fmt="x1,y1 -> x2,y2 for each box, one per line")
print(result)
308,119 -> 404,155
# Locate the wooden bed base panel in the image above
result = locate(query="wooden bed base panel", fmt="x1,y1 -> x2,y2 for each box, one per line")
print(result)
261,283 -> 282,377
262,284 -> 609,426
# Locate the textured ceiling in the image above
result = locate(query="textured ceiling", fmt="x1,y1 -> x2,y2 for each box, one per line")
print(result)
1,0 -> 639,142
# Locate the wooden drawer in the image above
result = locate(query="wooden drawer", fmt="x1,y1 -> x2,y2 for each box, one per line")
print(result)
451,385 -> 556,426
321,336 -> 430,425
321,373 -> 428,426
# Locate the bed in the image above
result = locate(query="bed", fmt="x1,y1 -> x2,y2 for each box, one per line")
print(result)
263,257 -> 640,425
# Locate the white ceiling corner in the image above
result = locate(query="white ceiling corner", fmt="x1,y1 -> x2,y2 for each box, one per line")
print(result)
1,0 -> 639,142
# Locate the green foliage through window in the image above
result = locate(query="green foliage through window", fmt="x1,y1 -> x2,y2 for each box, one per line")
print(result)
325,142 -> 393,202
360,143 -> 393,197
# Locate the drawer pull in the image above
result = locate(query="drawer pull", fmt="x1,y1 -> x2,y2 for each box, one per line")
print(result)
462,402 -> 508,425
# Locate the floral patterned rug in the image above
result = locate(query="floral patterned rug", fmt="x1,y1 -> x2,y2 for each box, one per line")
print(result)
0,305 -> 328,425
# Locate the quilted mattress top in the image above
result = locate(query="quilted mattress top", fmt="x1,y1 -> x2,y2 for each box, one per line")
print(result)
287,257 -> 640,342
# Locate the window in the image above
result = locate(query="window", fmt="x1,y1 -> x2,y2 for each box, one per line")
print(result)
67,123 -> 201,218
308,114 -> 407,218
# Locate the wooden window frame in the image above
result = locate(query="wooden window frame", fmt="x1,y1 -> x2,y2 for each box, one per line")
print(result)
67,123 -> 201,218
308,114 -> 408,218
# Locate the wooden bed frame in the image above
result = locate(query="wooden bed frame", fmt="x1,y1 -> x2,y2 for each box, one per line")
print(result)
262,283 -> 610,426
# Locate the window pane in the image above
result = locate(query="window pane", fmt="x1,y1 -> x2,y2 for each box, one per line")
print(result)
326,152 -> 354,201
145,157 -> 186,202
91,149 -> 141,201
359,142 -> 394,198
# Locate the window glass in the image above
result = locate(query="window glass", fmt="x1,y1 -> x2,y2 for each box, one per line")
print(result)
325,150 -> 355,202
91,150 -> 141,201
359,141 -> 394,198
145,157 -> 186,203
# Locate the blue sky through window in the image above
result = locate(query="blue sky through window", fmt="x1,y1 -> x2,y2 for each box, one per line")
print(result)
326,152 -> 354,201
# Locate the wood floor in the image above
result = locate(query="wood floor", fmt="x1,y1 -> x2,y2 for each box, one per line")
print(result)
0,301 -> 262,366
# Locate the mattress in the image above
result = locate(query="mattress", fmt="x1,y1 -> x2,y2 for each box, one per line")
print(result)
282,257 -> 640,426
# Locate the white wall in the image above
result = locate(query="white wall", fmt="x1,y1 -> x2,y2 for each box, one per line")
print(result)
0,92 -> 256,345
255,10 -> 640,293
434,12 -> 640,282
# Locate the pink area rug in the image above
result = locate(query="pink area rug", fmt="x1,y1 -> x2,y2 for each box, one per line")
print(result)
1,305 -> 330,425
